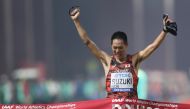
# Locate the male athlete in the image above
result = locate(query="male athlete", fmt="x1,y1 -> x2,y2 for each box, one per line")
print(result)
69,6 -> 177,99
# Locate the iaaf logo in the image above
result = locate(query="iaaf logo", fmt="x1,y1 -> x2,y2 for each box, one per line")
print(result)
112,104 -> 160,109
2,105 -> 14,109
2,105 -> 46,109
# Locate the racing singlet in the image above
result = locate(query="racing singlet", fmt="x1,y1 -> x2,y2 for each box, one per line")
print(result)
106,55 -> 138,99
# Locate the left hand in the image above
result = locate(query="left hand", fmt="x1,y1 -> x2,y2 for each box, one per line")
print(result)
163,15 -> 177,36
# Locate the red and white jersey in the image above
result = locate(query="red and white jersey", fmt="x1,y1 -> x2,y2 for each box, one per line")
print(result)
106,55 -> 138,99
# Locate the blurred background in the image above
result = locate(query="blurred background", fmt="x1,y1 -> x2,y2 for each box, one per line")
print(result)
0,0 -> 190,104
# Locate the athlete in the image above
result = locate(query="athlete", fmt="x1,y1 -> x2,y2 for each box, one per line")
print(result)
69,6 -> 177,99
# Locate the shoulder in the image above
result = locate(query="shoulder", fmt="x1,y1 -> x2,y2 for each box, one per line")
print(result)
131,52 -> 141,69
100,53 -> 112,76
100,51 -> 112,66
131,52 -> 141,62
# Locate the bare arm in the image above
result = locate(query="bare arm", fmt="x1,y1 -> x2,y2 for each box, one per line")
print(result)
133,16 -> 174,69
139,31 -> 167,61
70,7 -> 110,66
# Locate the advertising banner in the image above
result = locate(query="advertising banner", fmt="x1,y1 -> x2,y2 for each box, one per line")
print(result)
1,98 -> 190,109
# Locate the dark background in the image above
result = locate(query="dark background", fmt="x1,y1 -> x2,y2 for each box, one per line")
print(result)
0,0 -> 189,80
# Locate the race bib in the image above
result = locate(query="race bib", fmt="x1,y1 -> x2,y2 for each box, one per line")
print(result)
110,72 -> 133,92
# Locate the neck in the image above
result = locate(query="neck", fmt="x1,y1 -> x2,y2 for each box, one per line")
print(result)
115,56 -> 127,63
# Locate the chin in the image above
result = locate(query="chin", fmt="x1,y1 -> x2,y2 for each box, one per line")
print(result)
115,55 -> 121,59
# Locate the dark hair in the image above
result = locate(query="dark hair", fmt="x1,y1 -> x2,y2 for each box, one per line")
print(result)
111,31 -> 128,45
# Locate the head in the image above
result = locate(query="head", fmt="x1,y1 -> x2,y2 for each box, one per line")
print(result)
111,31 -> 128,59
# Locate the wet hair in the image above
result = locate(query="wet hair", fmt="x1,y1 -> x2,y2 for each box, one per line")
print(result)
111,31 -> 128,45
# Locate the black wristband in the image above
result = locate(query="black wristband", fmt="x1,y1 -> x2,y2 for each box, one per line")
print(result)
163,26 -> 168,33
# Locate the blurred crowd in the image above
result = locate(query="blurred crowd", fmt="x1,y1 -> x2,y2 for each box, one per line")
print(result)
0,74 -> 106,104
0,69 -> 190,104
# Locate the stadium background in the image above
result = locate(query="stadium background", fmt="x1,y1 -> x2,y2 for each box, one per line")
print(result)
0,0 -> 190,104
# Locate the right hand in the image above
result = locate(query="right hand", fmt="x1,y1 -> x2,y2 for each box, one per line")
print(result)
69,6 -> 80,20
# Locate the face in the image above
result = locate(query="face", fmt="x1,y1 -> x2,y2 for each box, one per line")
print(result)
111,39 -> 128,59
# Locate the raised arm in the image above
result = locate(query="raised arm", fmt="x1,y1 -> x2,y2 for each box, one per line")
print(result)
138,31 -> 167,61
69,7 -> 110,66
133,15 -> 177,68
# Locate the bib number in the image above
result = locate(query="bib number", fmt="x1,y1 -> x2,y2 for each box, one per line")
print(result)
110,72 -> 133,92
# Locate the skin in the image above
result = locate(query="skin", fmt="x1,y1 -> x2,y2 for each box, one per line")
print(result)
70,8 -> 173,77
